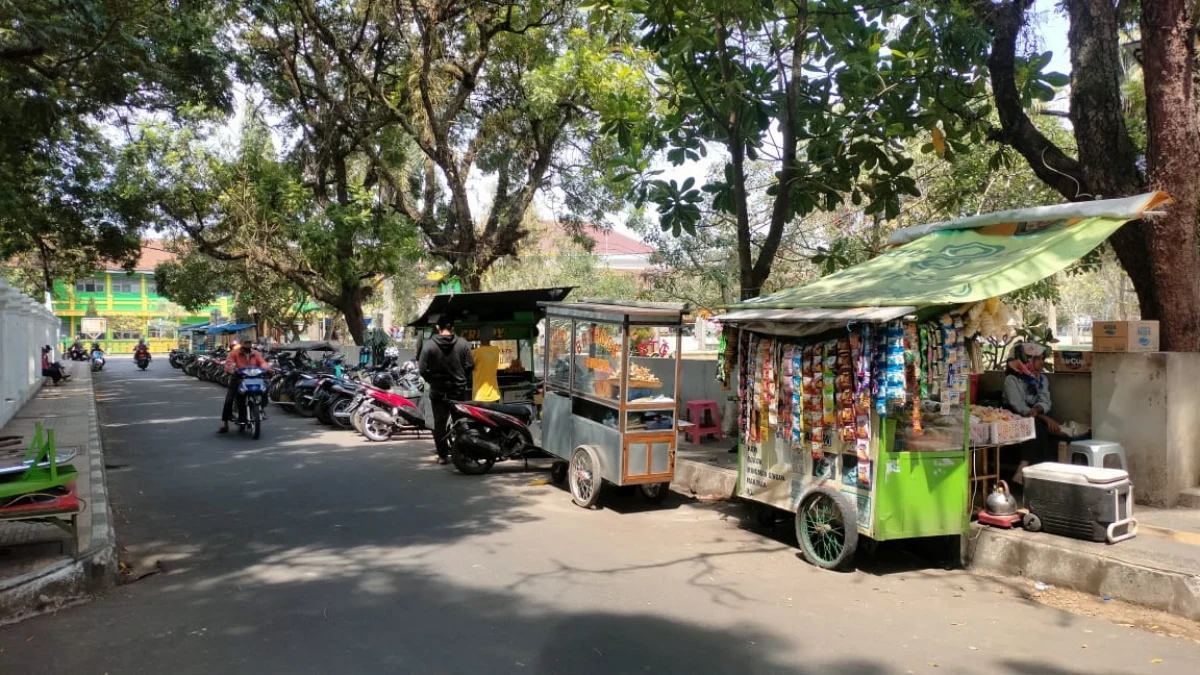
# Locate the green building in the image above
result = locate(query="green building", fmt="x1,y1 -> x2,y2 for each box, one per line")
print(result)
53,245 -> 230,353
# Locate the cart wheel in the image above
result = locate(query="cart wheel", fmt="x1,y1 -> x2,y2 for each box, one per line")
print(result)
795,486 -> 858,571
1023,513 -> 1042,532
549,461 -> 568,485
637,482 -> 670,504
568,446 -> 604,509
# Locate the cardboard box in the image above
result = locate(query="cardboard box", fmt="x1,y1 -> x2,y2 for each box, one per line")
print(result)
1054,350 -> 1093,373
1092,320 -> 1160,352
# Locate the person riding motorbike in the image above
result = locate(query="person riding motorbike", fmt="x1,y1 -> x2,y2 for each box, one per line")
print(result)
218,341 -> 271,434
133,339 -> 151,362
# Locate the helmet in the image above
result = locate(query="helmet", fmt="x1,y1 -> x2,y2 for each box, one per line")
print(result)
384,346 -> 400,360
372,372 -> 393,390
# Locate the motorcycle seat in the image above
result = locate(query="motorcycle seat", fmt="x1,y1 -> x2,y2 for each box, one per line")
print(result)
468,401 -> 533,423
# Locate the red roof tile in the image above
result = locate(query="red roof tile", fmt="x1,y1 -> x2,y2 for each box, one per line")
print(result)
537,221 -> 653,256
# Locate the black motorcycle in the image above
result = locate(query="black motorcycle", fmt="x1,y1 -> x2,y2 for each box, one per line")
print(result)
446,398 -> 549,476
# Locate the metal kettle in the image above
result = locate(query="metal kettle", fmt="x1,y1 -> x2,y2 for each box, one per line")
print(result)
986,480 -> 1018,516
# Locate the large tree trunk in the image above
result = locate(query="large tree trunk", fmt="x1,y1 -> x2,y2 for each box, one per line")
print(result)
1139,0 -> 1200,351
338,289 -> 368,346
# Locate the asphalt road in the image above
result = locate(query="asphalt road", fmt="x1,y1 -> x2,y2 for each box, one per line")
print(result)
1,359 -> 1198,674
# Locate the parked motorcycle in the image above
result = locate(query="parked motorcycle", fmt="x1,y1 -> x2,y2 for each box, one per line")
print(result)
446,399 -> 545,475
68,345 -> 89,361
168,349 -> 187,369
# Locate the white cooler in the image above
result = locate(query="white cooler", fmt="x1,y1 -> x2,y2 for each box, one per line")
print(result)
1022,463 -> 1138,544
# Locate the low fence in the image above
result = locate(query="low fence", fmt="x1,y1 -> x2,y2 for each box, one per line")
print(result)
0,280 -> 61,428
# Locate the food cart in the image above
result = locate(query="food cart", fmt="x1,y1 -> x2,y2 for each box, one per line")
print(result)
716,191 -> 1171,570
538,299 -> 688,508
408,287 -> 573,406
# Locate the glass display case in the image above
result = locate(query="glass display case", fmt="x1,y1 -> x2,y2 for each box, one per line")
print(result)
539,300 -> 688,507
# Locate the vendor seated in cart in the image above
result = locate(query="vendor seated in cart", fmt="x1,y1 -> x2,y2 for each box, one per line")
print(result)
1002,341 -> 1062,484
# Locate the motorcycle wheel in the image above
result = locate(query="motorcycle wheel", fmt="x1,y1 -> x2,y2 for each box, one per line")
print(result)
361,411 -> 393,442
451,448 -> 495,476
183,362 -> 198,377
351,405 -> 372,434
267,377 -> 284,403
248,399 -> 262,440
296,396 -> 317,418
315,398 -> 334,426
330,397 -> 354,430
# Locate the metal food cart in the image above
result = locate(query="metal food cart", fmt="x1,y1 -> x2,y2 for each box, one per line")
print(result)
539,300 -> 688,508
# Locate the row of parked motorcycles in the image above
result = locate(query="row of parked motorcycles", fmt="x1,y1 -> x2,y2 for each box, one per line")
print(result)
167,346 -> 429,442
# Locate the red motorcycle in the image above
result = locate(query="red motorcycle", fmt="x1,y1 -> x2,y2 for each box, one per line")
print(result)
351,384 -> 427,442
446,400 -> 550,476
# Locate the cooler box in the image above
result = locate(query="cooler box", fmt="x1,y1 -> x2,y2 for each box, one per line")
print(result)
1022,463 -> 1137,544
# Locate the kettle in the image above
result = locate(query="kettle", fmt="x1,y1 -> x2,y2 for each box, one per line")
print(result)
986,480 -> 1018,516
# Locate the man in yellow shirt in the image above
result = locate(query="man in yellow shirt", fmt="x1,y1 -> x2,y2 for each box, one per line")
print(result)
472,340 -> 502,402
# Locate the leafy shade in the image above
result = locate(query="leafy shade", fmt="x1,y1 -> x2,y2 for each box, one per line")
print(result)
0,0 -> 232,296
124,116 -> 422,345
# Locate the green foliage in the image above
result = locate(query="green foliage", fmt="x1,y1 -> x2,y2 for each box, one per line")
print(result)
124,113 -> 423,344
0,0 -> 232,293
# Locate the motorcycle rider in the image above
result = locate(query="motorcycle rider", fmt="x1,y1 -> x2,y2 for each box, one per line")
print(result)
133,339 -> 151,363
90,342 -> 105,365
418,317 -> 473,465
218,340 -> 271,434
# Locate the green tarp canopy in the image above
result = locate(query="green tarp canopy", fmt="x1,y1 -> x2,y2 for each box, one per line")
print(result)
731,192 -> 1170,312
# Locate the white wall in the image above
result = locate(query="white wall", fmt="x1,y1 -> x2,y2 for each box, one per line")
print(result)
0,279 -> 62,428
1091,352 -> 1200,506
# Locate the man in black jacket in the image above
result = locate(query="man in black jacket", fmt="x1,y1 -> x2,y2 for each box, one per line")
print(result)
418,317 -> 474,464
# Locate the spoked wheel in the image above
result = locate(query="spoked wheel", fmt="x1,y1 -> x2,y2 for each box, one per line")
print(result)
795,486 -> 858,570
268,378 -> 284,403
568,445 -> 603,509
549,461 -> 568,485
637,482 -> 670,504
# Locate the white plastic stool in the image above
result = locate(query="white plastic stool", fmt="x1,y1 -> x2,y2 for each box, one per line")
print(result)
1069,440 -> 1128,471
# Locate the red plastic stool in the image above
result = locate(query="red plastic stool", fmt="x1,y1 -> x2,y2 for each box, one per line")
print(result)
685,400 -> 723,444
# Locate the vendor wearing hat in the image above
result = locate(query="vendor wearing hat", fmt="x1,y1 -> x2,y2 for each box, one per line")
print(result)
1003,341 -> 1062,483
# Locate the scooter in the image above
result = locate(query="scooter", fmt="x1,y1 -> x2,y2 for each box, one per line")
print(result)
234,367 -> 268,439
354,388 -> 427,441
445,399 -> 548,475
135,351 -> 151,371
90,350 -> 106,372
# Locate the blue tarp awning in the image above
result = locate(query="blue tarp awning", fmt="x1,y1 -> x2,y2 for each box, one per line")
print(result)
207,323 -> 256,335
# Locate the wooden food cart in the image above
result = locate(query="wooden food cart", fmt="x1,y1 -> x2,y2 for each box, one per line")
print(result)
539,300 -> 688,508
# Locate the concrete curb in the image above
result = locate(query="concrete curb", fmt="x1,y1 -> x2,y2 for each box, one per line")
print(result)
671,457 -> 738,501
0,370 -> 118,626
966,524 -> 1200,622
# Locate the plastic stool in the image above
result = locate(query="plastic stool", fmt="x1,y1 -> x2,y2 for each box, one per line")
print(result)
1069,440 -> 1128,471
685,400 -> 723,444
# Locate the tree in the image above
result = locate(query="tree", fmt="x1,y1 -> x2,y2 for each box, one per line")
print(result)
962,0 -> 1200,350
0,0 -> 232,297
265,0 -> 648,290
126,116 -> 422,344
483,219 -> 642,299
601,1 -> 973,300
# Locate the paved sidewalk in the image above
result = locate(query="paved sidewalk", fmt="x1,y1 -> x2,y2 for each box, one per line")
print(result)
0,362 -> 117,625
968,505 -> 1200,621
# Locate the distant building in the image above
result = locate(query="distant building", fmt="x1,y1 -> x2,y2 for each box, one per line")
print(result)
52,243 -> 230,351
537,221 -> 654,273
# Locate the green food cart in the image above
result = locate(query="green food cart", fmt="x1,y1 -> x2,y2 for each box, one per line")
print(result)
716,191 -> 1172,570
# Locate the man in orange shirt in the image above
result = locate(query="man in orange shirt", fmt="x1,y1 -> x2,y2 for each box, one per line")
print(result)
218,341 -> 271,434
